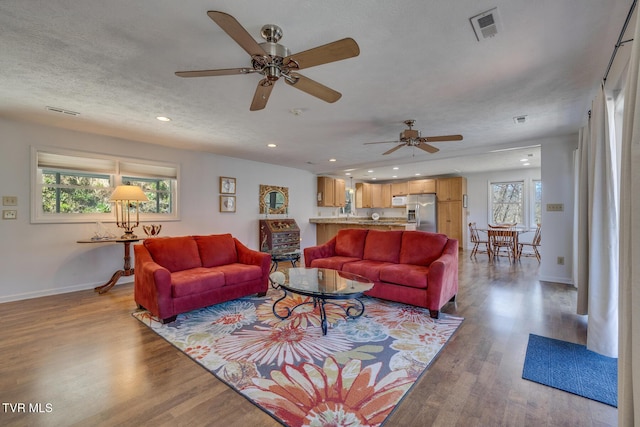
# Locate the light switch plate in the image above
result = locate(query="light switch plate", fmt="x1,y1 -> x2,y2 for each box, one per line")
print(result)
546,203 -> 564,212
2,196 -> 17,206
2,210 -> 17,220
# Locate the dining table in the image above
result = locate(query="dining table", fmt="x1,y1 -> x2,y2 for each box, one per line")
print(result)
479,227 -> 530,261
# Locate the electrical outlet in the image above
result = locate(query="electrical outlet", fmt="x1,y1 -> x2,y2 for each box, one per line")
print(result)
2,196 -> 17,206
2,210 -> 17,220
557,256 -> 565,265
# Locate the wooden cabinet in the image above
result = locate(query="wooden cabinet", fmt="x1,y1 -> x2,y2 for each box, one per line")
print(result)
409,179 -> 436,194
436,177 -> 464,201
334,178 -> 346,207
357,183 -> 392,208
317,176 -> 345,207
356,182 -> 372,208
435,177 -> 467,247
437,201 -> 463,243
259,219 -> 300,254
391,181 -> 409,196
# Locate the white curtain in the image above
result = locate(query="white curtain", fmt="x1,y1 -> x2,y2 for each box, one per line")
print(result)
574,84 -> 619,358
618,7 -> 640,424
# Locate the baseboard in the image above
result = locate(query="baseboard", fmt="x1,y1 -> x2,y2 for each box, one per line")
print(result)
538,275 -> 574,286
0,277 -> 134,304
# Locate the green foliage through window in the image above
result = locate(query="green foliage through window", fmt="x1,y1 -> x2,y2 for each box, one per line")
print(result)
42,171 -> 112,214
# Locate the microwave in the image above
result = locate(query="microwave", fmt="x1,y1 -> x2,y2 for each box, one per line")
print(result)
392,196 -> 407,207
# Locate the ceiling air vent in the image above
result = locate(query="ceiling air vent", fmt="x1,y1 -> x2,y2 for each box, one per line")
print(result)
46,106 -> 80,116
513,115 -> 527,124
470,7 -> 501,41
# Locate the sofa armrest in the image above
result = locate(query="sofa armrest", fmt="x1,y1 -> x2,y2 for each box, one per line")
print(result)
234,238 -> 271,290
426,239 -> 459,311
303,237 -> 337,267
134,244 -> 173,319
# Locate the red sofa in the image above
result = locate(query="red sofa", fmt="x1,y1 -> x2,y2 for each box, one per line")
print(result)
304,229 -> 458,318
134,234 -> 271,323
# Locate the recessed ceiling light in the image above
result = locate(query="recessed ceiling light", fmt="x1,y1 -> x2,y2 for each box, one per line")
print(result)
520,158 -> 528,162
392,175 -> 398,178
156,116 -> 171,122
415,173 -> 421,176
371,177 -> 377,180
368,170 -> 374,173
523,162 -> 530,166
345,172 -> 351,176
329,158 -> 337,162
393,167 -> 399,170
267,143 -> 277,148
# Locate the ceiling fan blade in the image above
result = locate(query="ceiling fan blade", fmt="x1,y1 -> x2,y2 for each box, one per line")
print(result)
175,68 -> 253,78
284,38 -> 360,70
423,134 -> 463,142
417,142 -> 439,153
207,11 -> 267,58
250,79 -> 275,111
364,140 -> 400,145
285,72 -> 341,103
383,144 -> 406,155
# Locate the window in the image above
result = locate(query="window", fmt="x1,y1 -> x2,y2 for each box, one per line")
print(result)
532,180 -> 542,225
32,148 -> 179,223
489,181 -> 524,224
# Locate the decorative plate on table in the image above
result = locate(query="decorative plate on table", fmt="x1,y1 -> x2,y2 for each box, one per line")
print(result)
371,213 -> 380,221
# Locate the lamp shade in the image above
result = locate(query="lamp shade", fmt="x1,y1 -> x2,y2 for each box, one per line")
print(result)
109,185 -> 149,202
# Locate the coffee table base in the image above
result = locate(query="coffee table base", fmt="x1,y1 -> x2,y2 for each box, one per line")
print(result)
272,290 -> 366,335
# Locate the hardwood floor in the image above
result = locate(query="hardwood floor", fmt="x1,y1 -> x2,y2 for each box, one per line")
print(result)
0,253 -> 617,426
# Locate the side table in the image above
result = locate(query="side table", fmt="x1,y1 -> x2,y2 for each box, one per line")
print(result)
77,238 -> 142,294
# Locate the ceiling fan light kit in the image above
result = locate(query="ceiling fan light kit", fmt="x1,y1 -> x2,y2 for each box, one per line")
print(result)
175,11 -> 360,111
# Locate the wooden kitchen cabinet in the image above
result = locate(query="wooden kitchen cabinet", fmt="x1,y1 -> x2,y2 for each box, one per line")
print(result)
409,179 -> 436,194
380,183 -> 392,208
436,177 -> 467,248
437,201 -> 463,243
334,178 -> 346,207
317,176 -> 346,207
356,183 -> 373,208
391,181 -> 409,196
436,177 -> 464,201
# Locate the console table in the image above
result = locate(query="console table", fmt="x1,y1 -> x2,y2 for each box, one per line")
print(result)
77,238 -> 142,294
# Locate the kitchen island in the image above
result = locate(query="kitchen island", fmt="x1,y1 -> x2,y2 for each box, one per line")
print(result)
309,217 -> 415,245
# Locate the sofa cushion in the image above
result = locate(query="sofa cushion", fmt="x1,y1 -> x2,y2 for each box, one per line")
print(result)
194,234 -> 238,267
379,264 -> 430,289
144,236 -> 202,272
335,229 -> 369,258
214,263 -> 263,284
399,231 -> 449,266
309,256 -> 360,270
362,230 -> 403,263
171,267 -> 225,297
342,260 -> 395,282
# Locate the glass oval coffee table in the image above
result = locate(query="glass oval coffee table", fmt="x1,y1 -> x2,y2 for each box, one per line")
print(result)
271,267 -> 374,335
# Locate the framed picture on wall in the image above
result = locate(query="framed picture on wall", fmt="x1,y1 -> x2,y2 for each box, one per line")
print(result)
220,196 -> 236,213
220,177 -> 236,194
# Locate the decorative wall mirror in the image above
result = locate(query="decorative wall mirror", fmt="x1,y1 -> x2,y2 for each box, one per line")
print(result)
259,184 -> 289,214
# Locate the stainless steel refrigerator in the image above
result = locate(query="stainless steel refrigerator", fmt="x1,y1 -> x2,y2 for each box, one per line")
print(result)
406,194 -> 437,232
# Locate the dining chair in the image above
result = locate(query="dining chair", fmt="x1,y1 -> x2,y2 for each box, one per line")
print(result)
518,223 -> 542,262
488,226 -> 516,263
468,222 -> 490,258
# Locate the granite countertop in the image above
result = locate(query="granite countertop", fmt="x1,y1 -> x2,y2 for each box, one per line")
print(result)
309,217 -> 411,226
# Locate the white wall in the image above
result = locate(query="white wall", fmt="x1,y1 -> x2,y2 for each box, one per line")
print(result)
463,134 -> 577,284
0,118 -> 316,302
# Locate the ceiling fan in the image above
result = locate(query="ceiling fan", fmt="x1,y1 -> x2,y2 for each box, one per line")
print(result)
364,120 -> 463,155
175,11 -> 360,111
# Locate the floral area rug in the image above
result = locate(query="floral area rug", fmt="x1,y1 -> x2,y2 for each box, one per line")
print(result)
133,289 -> 463,427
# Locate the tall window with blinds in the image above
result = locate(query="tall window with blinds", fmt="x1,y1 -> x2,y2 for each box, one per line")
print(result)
32,147 -> 179,223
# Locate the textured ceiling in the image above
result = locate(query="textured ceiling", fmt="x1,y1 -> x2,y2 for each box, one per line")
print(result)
0,0 -> 633,180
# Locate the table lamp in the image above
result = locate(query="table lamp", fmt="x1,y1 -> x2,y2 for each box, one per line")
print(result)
109,185 -> 148,239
